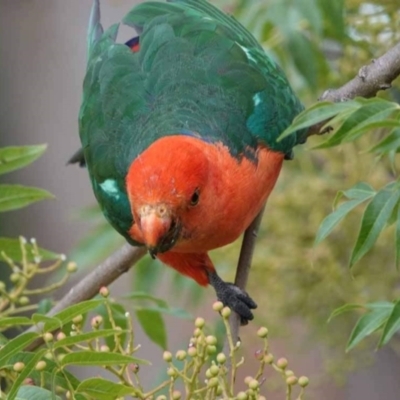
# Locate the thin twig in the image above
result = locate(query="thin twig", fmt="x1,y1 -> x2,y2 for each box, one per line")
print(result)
24,244 -> 147,351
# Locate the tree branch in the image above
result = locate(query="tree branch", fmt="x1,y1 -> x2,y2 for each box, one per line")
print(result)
25,244 -> 147,351
307,42 -> 400,136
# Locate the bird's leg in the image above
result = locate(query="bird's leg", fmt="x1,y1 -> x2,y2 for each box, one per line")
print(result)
207,270 -> 257,325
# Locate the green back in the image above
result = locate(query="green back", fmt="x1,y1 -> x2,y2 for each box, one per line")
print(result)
79,0 -> 307,243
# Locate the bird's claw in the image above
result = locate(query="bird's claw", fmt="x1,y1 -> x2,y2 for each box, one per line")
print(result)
216,283 -> 257,325
207,270 -> 257,325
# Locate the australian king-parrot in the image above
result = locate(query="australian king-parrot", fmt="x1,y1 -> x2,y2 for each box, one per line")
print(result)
72,0 -> 307,323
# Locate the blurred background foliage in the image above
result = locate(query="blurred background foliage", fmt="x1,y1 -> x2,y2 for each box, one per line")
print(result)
65,0 -> 400,388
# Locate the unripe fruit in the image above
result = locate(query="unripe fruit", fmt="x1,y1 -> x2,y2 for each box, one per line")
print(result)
129,363 -> 140,373
248,379 -> 259,390
99,286 -> 109,297
207,377 -> 219,388
72,315 -> 83,324
210,364 -> 219,376
221,306 -> 231,318
172,390 -> 181,400
276,357 -> 288,369
13,362 -> 25,372
244,376 -> 253,385
212,301 -> 224,311
285,370 -> 294,377
193,328 -> 202,337
264,354 -> 274,364
35,361 -> 47,371
216,386 -> 223,396
0,281 -> 5,291
91,315 -> 103,328
43,332 -> 53,343
257,327 -> 268,338
167,367 -> 177,377
100,345 -> 110,352
66,262 -> 77,273
205,368 -> 213,379
237,391 -> 248,400
163,351 -> 172,362
216,353 -> 226,364
195,317 -> 205,328
23,378 -> 34,385
187,346 -> 197,357
207,345 -> 216,355
156,396 -> 167,400
206,335 -> 217,345
176,350 -> 187,361
298,376 -> 309,387
258,396 -> 267,400
44,351 -> 53,360
286,376 -> 298,386
254,349 -> 263,360
18,296 -> 30,305
56,332 -> 66,341
10,273 -> 20,283
57,354 -> 66,362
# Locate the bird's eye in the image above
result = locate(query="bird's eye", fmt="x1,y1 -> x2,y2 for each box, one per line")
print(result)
190,188 -> 200,206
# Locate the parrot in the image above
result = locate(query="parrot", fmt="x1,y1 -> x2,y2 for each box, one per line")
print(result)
71,0 -> 307,324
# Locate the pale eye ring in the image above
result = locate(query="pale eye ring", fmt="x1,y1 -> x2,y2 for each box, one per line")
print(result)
190,188 -> 200,206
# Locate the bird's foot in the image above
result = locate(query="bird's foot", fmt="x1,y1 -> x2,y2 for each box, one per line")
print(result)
207,271 -> 257,325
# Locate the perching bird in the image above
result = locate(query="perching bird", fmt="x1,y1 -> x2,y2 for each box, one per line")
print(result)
72,0 -> 307,324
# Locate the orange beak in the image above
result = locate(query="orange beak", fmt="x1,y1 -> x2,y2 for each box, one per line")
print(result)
139,204 -> 172,255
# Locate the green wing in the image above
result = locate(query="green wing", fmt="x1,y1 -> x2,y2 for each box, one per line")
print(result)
79,0 -> 306,241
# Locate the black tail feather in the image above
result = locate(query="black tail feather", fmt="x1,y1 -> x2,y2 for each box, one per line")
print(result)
67,148 -> 86,167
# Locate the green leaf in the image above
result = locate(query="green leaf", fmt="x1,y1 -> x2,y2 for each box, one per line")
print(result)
0,316 -> 33,329
136,309 -> 167,350
76,377 -> 136,400
125,291 -> 168,308
32,314 -> 62,328
350,183 -> 400,267
346,306 -> 393,351
59,351 -> 149,367
0,145 -> 47,175
37,298 -> 53,315
0,184 -> 53,212
0,237 -> 59,262
337,182 -> 376,203
45,299 -> 105,331
368,128 -> 400,154
7,349 -> 47,400
317,98 -> 399,148
15,385 -> 62,400
315,198 -> 372,245
396,205 -> 400,270
327,303 -> 365,322
0,332 -> 40,366
279,100 -> 359,140
378,299 -> 400,346
53,329 -> 126,349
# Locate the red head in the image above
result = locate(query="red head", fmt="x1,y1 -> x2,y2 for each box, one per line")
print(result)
126,135 -> 211,256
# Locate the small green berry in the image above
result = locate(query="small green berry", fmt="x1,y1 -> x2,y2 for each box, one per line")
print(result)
216,353 -> 226,364
264,354 -> 274,364
10,273 -> 20,283
205,368 -> 213,379
66,262 -> 77,273
99,286 -> 109,297
57,353 -> 66,362
216,386 -> 223,396
298,376 -> 309,387
187,346 -> 197,357
193,328 -> 202,337
210,364 -> 219,376
156,396 -> 167,400
221,306 -> 231,318
72,314 -> 83,324
237,391 -> 248,400
100,345 -> 110,352
0,281 -> 5,291
205,335 -> 217,345
163,351 -> 173,362
207,377 -> 219,388
207,345 -> 216,355
35,360 -> 47,371
286,376 -> 298,386
56,332 -> 66,341
44,351 -> 53,360
176,350 -> 187,361
276,357 -> 288,369
212,301 -> 224,311
13,362 -> 25,372
167,367 -> 177,377
91,315 -> 103,328
18,296 -> 30,305
248,379 -> 259,390
43,332 -> 53,343
285,370 -> 294,377
195,317 -> 205,328
172,390 -> 181,400
257,327 -> 268,338
244,376 -> 253,385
